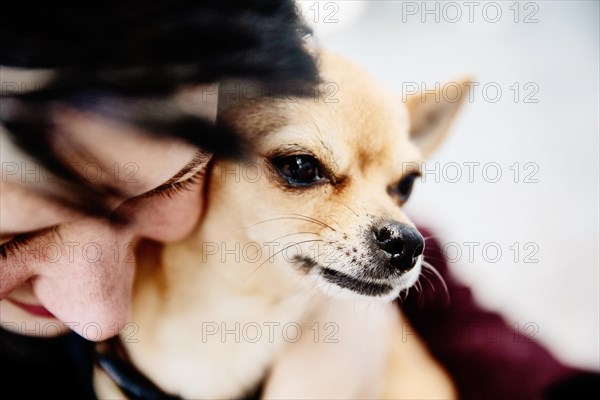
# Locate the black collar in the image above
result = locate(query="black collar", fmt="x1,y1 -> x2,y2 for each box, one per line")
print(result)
95,337 -> 264,400
95,337 -> 181,400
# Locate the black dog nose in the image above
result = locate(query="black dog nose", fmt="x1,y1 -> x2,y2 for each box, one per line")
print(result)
374,221 -> 424,272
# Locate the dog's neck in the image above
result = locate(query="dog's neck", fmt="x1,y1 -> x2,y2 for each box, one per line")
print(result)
119,239 -> 318,399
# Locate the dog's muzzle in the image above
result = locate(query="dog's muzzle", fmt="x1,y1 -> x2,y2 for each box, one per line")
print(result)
294,220 -> 424,299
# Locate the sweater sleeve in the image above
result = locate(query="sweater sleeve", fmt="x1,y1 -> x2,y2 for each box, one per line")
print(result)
400,226 -> 598,400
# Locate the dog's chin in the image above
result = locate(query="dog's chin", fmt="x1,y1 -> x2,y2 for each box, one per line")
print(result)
305,257 -> 422,302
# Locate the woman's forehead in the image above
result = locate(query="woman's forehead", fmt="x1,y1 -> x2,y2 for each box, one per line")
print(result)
1,112 -> 201,213
52,110 -> 200,196
1,80 -> 218,193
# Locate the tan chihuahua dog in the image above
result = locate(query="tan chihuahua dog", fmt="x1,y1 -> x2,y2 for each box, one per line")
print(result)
95,51 -> 468,399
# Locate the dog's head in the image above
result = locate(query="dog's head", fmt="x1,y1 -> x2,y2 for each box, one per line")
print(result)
203,52 -> 469,301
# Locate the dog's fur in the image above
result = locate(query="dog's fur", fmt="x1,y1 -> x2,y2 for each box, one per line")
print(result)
94,51 -> 468,399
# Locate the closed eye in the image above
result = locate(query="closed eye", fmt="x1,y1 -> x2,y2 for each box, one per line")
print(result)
140,168 -> 204,199
140,151 -> 208,199
0,226 -> 60,260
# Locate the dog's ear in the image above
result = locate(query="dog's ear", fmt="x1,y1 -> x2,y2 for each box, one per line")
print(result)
405,77 -> 472,157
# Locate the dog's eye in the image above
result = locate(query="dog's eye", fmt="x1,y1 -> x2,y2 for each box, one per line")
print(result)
390,173 -> 420,202
272,155 -> 325,186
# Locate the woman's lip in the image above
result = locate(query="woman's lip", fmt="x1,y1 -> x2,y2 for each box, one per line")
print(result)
6,298 -> 56,318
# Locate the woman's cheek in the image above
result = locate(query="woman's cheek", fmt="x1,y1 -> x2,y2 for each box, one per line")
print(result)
0,252 -> 36,299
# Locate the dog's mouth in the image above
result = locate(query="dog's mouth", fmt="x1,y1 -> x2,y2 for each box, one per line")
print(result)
320,267 -> 394,297
293,255 -> 419,299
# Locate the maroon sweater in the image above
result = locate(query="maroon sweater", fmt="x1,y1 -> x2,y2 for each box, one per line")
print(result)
400,226 -> 599,399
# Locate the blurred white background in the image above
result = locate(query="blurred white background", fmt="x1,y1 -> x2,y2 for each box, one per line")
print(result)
298,0 -> 599,371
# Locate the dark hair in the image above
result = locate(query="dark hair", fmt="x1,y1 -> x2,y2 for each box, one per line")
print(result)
1,0 -> 319,216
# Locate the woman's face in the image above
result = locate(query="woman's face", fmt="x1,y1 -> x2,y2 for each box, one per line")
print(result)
0,87 -> 217,340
